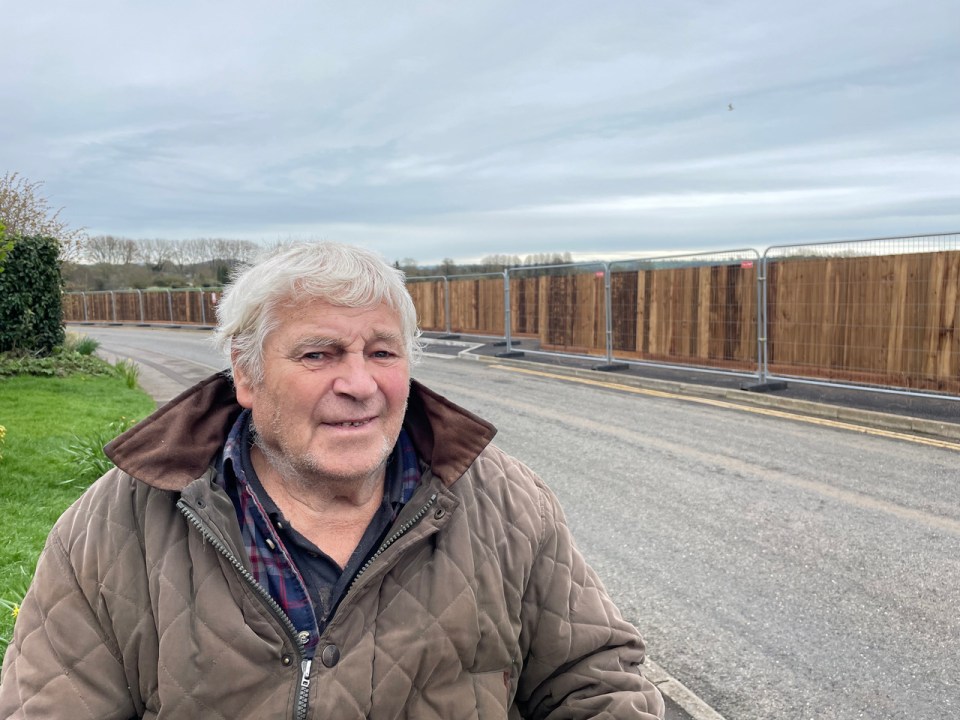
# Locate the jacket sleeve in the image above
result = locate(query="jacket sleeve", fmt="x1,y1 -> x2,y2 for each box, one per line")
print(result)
514,480 -> 664,720
0,523 -> 137,720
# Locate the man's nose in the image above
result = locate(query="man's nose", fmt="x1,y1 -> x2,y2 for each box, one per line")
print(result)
332,353 -> 378,398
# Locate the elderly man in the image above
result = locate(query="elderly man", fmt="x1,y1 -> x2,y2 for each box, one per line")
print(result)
1,242 -> 664,719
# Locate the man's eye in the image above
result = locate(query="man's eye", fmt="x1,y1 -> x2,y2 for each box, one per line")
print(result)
301,352 -> 327,363
371,350 -> 395,359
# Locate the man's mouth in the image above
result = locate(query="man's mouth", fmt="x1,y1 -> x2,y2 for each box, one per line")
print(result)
327,418 -> 373,428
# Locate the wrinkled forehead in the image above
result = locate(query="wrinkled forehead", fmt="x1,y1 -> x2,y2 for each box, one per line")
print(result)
275,295 -> 400,322
266,296 -> 404,344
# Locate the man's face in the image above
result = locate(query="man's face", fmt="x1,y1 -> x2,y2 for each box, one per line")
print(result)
233,299 -> 411,489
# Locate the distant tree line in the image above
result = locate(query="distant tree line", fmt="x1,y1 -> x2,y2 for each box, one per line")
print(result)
64,238 -> 578,291
397,252 -> 574,278
81,235 -> 261,270
63,236 -> 262,291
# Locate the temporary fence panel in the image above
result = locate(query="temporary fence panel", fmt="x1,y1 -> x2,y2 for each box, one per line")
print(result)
508,263 -> 607,356
543,270 -> 604,354
405,277 -> 447,333
764,233 -> 960,394
64,288 -> 223,325
509,275 -> 540,338
142,290 -> 173,322
169,290 -> 209,324
447,273 -> 506,337
62,293 -> 85,322
609,251 -> 760,373
201,290 -> 220,325
81,292 -> 116,322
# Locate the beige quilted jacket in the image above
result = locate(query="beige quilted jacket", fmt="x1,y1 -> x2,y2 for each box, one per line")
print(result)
0,374 -> 663,719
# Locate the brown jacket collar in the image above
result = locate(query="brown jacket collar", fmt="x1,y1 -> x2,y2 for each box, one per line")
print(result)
104,373 -> 497,492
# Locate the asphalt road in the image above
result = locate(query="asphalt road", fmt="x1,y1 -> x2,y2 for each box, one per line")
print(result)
75,325 -> 960,720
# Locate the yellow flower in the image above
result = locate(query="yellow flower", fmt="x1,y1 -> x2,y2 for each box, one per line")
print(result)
10,604 -> 18,618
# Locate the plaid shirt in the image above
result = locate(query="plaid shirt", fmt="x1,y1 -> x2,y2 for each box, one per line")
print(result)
217,410 -> 421,655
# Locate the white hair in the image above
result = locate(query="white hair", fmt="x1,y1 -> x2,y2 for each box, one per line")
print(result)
212,241 -> 422,383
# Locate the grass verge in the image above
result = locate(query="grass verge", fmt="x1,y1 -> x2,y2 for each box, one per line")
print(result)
0,370 -> 156,657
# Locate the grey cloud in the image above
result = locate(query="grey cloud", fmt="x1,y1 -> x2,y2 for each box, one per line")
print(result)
3,0 -> 958,262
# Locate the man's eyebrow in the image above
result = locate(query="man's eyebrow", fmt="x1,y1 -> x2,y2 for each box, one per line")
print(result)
288,336 -> 342,355
287,332 -> 403,354
371,331 -> 404,345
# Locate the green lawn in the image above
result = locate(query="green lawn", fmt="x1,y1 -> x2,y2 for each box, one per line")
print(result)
0,372 -> 156,656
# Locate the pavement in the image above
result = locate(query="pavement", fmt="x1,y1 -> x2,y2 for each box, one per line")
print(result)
97,326 -> 960,720
95,345 -> 212,407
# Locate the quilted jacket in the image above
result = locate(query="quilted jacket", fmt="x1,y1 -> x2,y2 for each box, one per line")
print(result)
0,373 -> 664,719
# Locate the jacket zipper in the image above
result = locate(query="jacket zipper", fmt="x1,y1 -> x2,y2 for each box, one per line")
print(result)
179,490 -> 439,718
177,499 -> 311,720
347,492 -> 439,595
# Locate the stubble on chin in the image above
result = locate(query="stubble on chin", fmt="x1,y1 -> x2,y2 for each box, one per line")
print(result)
249,413 -> 397,493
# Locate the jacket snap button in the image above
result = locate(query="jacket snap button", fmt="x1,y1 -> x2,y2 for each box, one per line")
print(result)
434,507 -> 445,519
321,644 -> 341,668
281,654 -> 293,666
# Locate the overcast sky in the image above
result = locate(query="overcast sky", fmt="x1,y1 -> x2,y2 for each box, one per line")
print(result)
5,0 -> 958,264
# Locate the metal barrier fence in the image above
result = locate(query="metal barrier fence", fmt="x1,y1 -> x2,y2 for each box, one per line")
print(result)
62,232 -> 960,399
761,232 -> 960,395
406,273 -> 510,339
405,276 -> 448,334
608,249 -> 762,376
503,262 -> 609,362
63,288 -> 220,325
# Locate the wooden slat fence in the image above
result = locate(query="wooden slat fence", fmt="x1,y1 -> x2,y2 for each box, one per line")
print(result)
63,290 -> 219,325
405,279 -> 446,332
767,251 -> 960,393
510,276 -> 540,337
60,244 -> 960,396
611,264 -> 758,370
448,275 -> 505,336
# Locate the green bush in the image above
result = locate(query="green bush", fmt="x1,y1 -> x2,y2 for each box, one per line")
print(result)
0,235 -> 64,354
0,351 -> 114,377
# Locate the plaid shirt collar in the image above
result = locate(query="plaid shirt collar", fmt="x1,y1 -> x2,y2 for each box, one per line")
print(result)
216,409 -> 421,653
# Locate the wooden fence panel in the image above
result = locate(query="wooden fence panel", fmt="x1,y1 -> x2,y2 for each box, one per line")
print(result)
406,280 -> 445,332
767,251 -> 960,392
611,264 -> 756,369
85,293 -> 113,321
510,277 -> 539,337
62,294 -> 84,321
169,291 -> 202,324
610,271 -> 638,352
113,292 -> 139,322
142,292 -> 171,322
448,277 -> 505,336
201,291 -> 220,325
539,272 -> 605,354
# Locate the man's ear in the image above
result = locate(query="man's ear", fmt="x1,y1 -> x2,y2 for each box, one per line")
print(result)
232,349 -> 255,409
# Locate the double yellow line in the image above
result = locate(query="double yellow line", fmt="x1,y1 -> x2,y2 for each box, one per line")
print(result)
489,364 -> 960,452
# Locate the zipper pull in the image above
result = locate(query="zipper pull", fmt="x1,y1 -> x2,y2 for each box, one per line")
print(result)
300,659 -> 312,689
